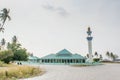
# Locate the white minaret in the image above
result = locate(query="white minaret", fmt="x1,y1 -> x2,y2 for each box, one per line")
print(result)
87,27 -> 93,62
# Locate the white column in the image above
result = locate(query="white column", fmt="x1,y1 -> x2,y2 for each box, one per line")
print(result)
88,40 -> 92,62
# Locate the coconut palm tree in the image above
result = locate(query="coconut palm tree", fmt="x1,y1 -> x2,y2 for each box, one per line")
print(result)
0,8 -> 11,28
94,51 -> 98,58
99,54 -> 103,60
12,36 -> 17,43
7,42 -> 11,50
114,54 -> 119,60
1,38 -> 5,50
1,38 -> 5,45
110,52 -> 116,61
86,54 -> 89,58
106,51 -> 110,59
0,24 -> 4,32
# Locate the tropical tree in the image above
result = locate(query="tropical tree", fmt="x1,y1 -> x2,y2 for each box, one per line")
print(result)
110,52 -> 114,60
93,52 -> 100,62
7,36 -> 28,61
12,35 -> 17,43
7,42 -> 11,50
86,54 -> 89,58
94,51 -> 98,58
110,52 -> 119,61
106,51 -> 110,59
0,38 -> 6,50
0,8 -> 11,28
0,50 -> 13,63
13,48 -> 28,61
113,54 -> 119,60
106,51 -> 119,61
7,36 -> 21,52
99,54 -> 103,60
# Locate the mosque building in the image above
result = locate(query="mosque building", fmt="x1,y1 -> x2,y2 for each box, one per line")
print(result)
29,27 -> 93,64
40,49 -> 86,64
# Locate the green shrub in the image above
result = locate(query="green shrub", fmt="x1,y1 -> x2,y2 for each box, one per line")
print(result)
93,58 -> 100,62
0,50 -> 13,64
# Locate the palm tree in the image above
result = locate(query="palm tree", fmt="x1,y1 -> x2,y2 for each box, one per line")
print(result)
1,38 -> 5,50
114,54 -> 119,60
110,52 -> 115,61
99,54 -> 103,60
1,38 -> 5,45
7,42 -> 11,50
12,36 -> 17,43
106,51 -> 110,59
86,54 -> 89,58
0,24 -> 4,32
94,51 -> 98,57
0,8 -> 11,28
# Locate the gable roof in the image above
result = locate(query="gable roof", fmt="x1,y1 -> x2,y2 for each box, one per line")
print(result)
28,56 -> 39,60
56,49 -> 72,56
41,49 -> 85,59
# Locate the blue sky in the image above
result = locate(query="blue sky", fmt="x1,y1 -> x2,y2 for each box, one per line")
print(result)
0,0 -> 120,58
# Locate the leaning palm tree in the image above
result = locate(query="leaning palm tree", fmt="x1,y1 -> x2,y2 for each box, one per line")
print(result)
0,24 -> 4,32
0,8 -> 11,31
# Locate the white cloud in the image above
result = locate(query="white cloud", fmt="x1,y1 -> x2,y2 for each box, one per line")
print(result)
42,3 -> 68,17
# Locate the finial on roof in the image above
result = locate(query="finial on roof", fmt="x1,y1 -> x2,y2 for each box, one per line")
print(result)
87,27 -> 92,36
88,27 -> 91,31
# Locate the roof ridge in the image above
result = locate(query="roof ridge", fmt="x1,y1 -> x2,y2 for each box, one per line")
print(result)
56,49 -> 72,55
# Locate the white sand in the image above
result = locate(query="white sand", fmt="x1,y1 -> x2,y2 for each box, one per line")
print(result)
21,63 -> 120,80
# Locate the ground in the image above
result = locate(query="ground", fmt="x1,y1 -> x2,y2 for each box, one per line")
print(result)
20,63 -> 120,80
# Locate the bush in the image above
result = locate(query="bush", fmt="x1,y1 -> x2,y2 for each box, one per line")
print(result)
0,65 -> 42,80
93,58 -> 100,62
0,50 -> 13,64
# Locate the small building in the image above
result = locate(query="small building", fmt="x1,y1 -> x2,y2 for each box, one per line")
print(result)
40,49 -> 86,64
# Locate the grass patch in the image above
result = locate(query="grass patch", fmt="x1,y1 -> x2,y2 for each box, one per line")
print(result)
101,61 -> 120,64
70,63 -> 103,67
0,62 -> 43,80
0,61 -> 9,67
71,64 -> 93,67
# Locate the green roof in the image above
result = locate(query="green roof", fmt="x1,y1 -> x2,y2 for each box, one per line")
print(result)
41,49 -> 85,59
56,49 -> 72,56
28,56 -> 39,60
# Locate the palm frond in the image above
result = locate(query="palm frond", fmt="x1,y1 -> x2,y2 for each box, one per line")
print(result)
8,9 -> 10,13
7,15 -> 11,21
0,27 -> 4,33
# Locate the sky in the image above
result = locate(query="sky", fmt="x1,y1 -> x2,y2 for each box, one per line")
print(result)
0,0 -> 120,58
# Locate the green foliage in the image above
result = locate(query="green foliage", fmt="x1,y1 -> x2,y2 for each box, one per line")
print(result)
0,50 -> 13,63
106,51 -> 119,61
7,36 -> 28,61
1,38 -> 5,46
94,52 -> 98,56
0,35 -> 28,63
13,48 -> 28,61
0,8 -> 11,28
99,54 -> 103,60
93,58 -> 100,62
